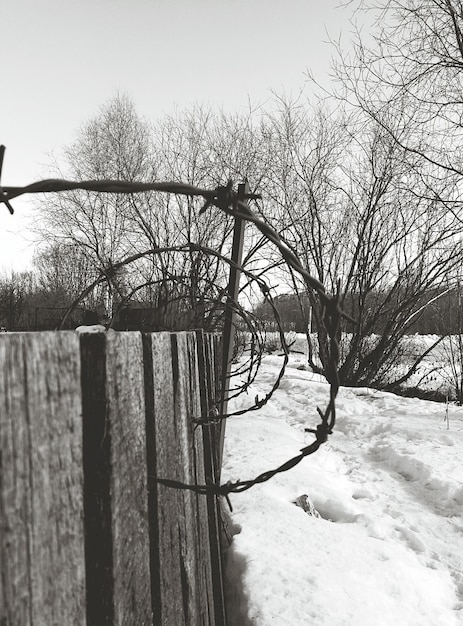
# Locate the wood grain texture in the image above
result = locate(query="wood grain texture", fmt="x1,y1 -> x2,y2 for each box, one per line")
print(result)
148,332 -> 218,625
105,332 -> 152,626
80,331 -> 152,626
141,333 -> 159,624
148,332 -> 180,624
0,332 -> 85,626
172,333 -> 202,625
80,332 -> 114,625
196,332 -> 227,626
184,332 -> 215,626
0,330 -> 223,626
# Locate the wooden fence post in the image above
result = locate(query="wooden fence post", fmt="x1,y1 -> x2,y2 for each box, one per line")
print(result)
144,331 -> 220,625
80,331 -> 152,625
196,330 -> 228,625
0,332 -> 85,625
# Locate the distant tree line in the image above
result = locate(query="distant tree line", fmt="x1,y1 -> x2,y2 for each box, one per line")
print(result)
0,256 -> 224,332
254,289 -> 463,336
0,263 -> 93,331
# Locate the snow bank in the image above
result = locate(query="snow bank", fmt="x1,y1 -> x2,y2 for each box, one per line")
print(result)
222,354 -> 463,625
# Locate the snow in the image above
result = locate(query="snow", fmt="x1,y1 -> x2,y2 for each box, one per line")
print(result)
222,346 -> 463,625
75,324 -> 108,333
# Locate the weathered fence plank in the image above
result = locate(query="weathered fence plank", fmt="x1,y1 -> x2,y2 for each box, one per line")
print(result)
80,331 -> 152,626
145,332 -> 219,625
173,332 -> 204,625
0,330 -> 225,626
0,332 -> 85,626
145,332 -> 180,624
184,332 -> 216,626
196,331 -> 227,626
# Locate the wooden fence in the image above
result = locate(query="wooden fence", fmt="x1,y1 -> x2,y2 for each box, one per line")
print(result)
0,330 -> 226,625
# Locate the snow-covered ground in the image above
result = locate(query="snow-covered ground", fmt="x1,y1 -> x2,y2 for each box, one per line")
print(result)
222,347 -> 463,625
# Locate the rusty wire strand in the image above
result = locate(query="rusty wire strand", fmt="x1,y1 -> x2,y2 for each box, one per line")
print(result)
158,291 -> 342,506
158,187 -> 343,500
0,175 -> 260,211
60,241 -> 290,419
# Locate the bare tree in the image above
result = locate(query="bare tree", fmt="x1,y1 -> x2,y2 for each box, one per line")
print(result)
35,96 -> 273,329
33,242 -> 101,309
35,93 -> 156,315
258,97 -> 463,388
32,87 -> 463,387
0,270 -> 34,330
130,104 -> 275,331
333,0 -> 463,209
301,0 -> 463,391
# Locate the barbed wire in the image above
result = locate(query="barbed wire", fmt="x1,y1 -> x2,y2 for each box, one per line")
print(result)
0,149 -> 342,501
158,289 -> 341,509
0,175 -> 261,214
59,241 -> 293,420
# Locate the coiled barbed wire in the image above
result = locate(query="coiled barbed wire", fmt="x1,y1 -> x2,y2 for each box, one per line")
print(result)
58,242 -> 295,420
0,158 -> 343,500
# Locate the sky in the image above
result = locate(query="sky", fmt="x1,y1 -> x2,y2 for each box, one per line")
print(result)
223,336 -> 463,624
0,0 -> 361,272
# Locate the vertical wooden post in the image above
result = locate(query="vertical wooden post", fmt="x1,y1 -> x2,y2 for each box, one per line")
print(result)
80,331 -> 152,626
219,181 -> 248,476
145,331 -> 218,625
196,330 -> 227,626
0,332 -> 85,625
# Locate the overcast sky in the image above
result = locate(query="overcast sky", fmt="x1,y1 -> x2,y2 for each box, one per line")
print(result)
0,0 -> 362,271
